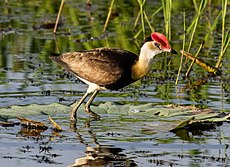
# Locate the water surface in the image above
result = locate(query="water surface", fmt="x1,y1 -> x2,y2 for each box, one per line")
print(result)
0,0 -> 229,166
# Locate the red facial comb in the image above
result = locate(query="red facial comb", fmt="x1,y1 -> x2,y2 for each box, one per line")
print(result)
151,32 -> 171,51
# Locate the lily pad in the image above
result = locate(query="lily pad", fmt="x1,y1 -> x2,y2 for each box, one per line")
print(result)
0,102 -> 229,132
0,103 -> 69,119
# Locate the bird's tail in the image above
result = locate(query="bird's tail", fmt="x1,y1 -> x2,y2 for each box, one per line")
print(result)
50,53 -> 62,64
50,53 -> 69,69
50,53 -> 61,58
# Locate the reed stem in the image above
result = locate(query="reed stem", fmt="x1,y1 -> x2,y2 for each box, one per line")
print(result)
187,0 -> 207,52
185,9 -> 222,76
215,0 -> 228,68
103,0 -> 115,32
137,0 -> 146,39
175,12 -> 186,85
53,0 -> 65,34
161,0 -> 172,39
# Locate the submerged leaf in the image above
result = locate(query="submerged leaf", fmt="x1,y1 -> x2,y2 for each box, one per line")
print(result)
18,127 -> 46,137
0,121 -> 17,127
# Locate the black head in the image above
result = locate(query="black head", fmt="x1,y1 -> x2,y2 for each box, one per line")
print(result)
140,36 -> 153,47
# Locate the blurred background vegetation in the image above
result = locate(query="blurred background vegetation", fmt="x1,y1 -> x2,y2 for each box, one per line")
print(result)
0,0 -> 229,110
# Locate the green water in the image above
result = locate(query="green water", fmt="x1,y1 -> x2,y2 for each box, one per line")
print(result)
0,0 -> 229,166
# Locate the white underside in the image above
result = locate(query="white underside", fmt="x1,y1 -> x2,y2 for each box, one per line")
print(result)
77,76 -> 106,93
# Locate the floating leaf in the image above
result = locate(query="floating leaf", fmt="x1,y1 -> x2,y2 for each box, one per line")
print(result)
170,116 -> 195,132
0,102 -> 229,134
0,103 -> 70,119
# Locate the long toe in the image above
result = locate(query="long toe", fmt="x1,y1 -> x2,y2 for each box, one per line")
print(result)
84,106 -> 101,120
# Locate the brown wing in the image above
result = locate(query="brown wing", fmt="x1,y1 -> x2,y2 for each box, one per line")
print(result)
50,48 -> 138,86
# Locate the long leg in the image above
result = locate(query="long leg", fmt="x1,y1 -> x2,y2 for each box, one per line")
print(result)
84,90 -> 100,119
70,92 -> 89,121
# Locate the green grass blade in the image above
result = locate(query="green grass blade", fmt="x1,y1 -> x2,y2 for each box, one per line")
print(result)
161,0 -> 172,39
133,11 -> 141,30
103,0 -> 115,32
175,11 -> 186,85
187,0 -> 207,52
144,11 -> 154,32
215,0 -> 228,68
137,0 -> 146,39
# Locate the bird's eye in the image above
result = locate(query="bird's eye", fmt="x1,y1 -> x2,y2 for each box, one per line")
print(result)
154,42 -> 161,50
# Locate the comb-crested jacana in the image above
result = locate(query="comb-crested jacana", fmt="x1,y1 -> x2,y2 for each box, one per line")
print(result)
50,32 -> 177,121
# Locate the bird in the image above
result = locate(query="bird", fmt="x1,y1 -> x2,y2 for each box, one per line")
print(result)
50,32 -> 177,121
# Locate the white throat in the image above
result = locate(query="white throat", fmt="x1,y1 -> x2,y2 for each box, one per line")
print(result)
139,42 -> 162,61
131,42 -> 162,80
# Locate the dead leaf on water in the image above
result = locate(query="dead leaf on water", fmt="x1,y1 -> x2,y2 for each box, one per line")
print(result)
48,116 -> 62,132
17,117 -> 48,130
180,50 -> 220,75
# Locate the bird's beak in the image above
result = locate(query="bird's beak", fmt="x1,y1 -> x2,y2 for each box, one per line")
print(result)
163,47 -> 178,55
170,49 -> 178,55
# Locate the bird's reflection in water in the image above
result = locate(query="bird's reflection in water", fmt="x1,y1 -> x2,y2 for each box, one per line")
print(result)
68,119 -> 137,167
